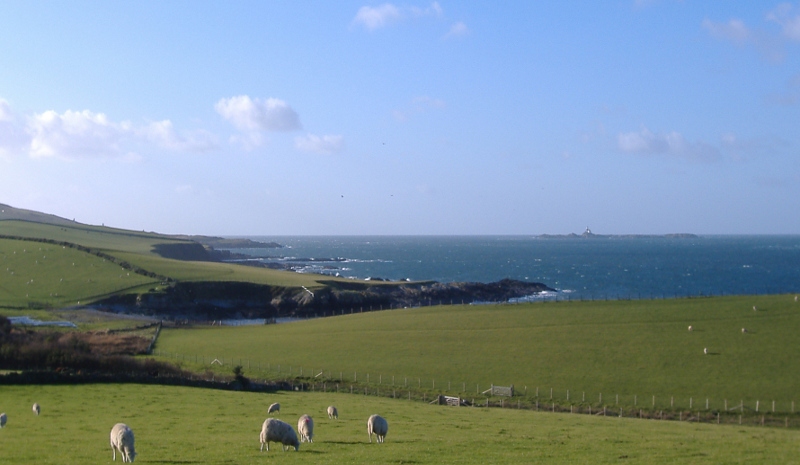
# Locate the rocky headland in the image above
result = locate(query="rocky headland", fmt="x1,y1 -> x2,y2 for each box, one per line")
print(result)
95,278 -> 555,321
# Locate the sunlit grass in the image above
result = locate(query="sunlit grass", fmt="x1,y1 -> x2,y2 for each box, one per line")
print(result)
155,294 -> 800,409
0,384 -> 797,464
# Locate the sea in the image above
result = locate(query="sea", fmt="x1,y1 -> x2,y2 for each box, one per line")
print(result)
228,236 -> 800,301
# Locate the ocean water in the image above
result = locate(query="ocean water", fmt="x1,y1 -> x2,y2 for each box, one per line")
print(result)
231,236 -> 800,300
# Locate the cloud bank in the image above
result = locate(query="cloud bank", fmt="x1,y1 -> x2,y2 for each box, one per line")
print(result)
295,133 -> 345,155
0,100 -> 218,160
214,95 -> 301,133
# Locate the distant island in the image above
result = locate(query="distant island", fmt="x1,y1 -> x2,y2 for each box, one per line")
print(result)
536,227 -> 698,239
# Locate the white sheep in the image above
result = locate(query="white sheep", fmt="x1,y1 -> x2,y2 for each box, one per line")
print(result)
367,414 -> 388,443
688,325 -> 693,332
703,348 -> 708,355
32,403 -> 40,415
110,423 -> 137,462
753,305 -> 757,311
742,328 -> 748,334
298,414 -> 314,443
0,412 -> 6,428
267,402 -> 280,415
260,418 -> 299,452
327,405 -> 338,419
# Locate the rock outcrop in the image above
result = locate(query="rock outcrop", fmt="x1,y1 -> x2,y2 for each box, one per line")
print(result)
95,279 -> 555,320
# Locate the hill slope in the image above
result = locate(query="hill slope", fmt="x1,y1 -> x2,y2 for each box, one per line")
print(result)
1,204 -> 553,317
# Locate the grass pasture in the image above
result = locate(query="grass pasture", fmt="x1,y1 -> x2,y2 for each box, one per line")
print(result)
154,294 -> 800,411
0,220 -> 347,309
0,384 -> 798,464
0,238 -> 159,309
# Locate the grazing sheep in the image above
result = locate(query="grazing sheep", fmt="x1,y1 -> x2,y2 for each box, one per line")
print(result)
33,403 -> 40,415
267,402 -> 280,414
298,414 -> 314,443
688,325 -> 693,332
742,328 -> 748,334
110,423 -> 136,463
367,414 -> 388,443
0,412 -> 6,428
703,348 -> 708,355
753,306 -> 757,311
260,418 -> 299,452
327,405 -> 338,419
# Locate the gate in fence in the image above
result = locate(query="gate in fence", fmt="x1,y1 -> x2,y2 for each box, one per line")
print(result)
483,384 -> 514,397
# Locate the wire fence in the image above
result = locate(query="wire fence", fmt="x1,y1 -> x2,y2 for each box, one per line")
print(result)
149,349 -> 799,428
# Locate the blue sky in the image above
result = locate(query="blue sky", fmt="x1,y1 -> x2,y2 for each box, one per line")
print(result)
1,1 -> 798,235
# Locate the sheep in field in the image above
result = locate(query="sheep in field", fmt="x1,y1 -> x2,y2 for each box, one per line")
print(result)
327,405 -> 338,419
367,414 -> 388,443
703,348 -> 708,355
260,418 -> 299,452
33,403 -> 40,415
267,402 -> 280,415
110,423 -> 136,463
0,412 -> 6,428
688,325 -> 693,332
298,414 -> 314,443
742,328 -> 748,334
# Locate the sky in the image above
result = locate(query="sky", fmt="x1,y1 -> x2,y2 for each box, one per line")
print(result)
1,1 -> 799,235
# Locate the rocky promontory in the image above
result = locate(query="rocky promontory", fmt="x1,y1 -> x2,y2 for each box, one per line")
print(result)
95,278 -> 555,321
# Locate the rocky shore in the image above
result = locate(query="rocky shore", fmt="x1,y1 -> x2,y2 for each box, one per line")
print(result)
95,278 -> 555,321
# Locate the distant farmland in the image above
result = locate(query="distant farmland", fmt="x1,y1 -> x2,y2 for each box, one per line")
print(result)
154,294 -> 800,411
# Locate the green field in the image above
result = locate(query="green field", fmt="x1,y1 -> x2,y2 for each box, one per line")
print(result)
0,384 -> 797,464
154,294 -> 800,411
0,219 -> 345,310
0,237 -> 159,308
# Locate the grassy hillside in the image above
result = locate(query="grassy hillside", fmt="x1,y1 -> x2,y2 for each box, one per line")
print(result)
0,237 -> 159,309
155,294 -> 800,409
0,384 -> 796,464
0,218 -> 344,310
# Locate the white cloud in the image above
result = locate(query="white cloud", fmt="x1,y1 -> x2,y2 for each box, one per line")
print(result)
410,1 -> 442,17
617,126 -> 721,161
215,95 -> 301,133
140,120 -> 219,152
703,5 -> 800,62
444,21 -> 469,39
702,18 -> 751,45
28,109 -> 127,159
0,99 -> 220,160
295,133 -> 344,155
353,2 -> 442,30
767,2 -> 800,41
353,3 -> 402,30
